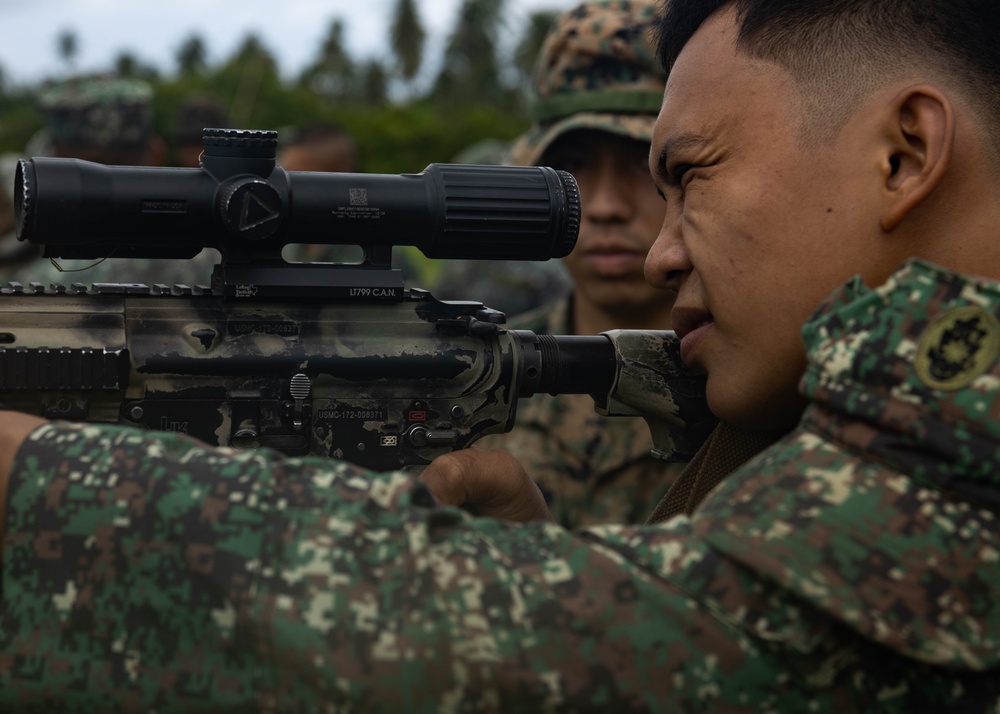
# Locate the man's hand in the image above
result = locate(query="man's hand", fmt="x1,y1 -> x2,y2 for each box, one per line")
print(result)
0,410 -> 48,539
421,448 -> 555,523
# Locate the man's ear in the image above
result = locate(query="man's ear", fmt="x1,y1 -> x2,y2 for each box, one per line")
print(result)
880,85 -> 954,232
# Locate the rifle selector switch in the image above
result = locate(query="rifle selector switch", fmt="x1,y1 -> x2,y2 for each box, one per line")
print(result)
406,425 -> 459,448
287,373 -> 312,431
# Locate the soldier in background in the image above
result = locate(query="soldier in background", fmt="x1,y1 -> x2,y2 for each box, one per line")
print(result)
0,75 -> 219,289
474,0 -> 685,528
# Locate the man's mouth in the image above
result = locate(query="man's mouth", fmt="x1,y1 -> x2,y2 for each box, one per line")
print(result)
670,308 -> 714,365
581,249 -> 645,275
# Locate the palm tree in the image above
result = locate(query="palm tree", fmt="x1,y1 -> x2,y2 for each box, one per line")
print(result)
113,51 -> 159,81
299,19 -> 356,100
114,51 -> 138,77
56,29 -> 79,72
225,33 -> 279,77
434,0 -> 506,105
176,34 -> 208,76
389,0 -> 425,97
359,60 -> 389,106
223,33 -> 281,125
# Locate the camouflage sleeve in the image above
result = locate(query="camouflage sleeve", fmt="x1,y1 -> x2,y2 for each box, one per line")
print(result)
1,421 -> 842,712
478,394 -> 681,529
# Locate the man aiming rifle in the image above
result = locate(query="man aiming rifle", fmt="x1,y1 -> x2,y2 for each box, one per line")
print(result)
3,0 -> 1000,710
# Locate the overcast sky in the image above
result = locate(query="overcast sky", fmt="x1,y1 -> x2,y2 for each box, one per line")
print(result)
0,0 -> 578,85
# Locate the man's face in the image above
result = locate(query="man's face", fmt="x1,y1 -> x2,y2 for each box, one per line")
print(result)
645,8 -> 892,429
543,130 -> 667,320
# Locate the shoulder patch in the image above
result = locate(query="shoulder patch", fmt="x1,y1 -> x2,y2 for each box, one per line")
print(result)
914,305 -> 1000,390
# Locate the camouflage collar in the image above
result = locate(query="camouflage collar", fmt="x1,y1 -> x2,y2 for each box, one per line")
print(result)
688,260 -> 1000,670
800,258 -> 1000,503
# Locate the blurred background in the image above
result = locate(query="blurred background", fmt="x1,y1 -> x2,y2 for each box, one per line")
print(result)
0,0 -> 577,172
0,0 -> 586,313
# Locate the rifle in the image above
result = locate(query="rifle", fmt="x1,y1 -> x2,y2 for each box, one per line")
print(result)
2,128 -> 714,472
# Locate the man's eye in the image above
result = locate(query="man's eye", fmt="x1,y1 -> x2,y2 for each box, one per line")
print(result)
670,164 -> 693,185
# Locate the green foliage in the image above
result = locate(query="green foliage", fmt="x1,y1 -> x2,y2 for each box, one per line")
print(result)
0,90 -> 43,153
337,102 -> 529,173
0,7 -> 550,167
390,0 -> 425,86
0,77 -> 532,168
114,51 -> 160,82
435,0 -> 507,104
175,34 -> 208,77
298,20 -> 355,102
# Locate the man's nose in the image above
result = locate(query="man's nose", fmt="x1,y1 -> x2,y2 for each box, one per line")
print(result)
582,161 -> 632,222
644,220 -> 690,292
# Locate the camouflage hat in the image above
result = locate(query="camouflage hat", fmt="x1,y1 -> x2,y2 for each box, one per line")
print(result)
38,75 -> 154,150
509,0 -> 667,166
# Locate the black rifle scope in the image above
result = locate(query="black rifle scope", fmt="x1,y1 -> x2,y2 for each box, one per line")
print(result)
13,128 -> 581,262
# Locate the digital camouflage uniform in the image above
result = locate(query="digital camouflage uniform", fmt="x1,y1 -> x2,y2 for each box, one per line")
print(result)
477,297 -> 685,528
0,76 -> 220,290
473,0 -> 683,528
4,258 -> 1000,711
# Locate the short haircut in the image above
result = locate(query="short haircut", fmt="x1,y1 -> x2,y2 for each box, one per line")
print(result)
654,0 -> 1000,150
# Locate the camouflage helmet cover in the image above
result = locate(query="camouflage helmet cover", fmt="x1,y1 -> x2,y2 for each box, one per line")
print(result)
509,0 -> 667,166
38,75 -> 154,150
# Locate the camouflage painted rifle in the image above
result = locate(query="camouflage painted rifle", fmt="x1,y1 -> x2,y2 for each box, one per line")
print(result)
1,129 -> 714,471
